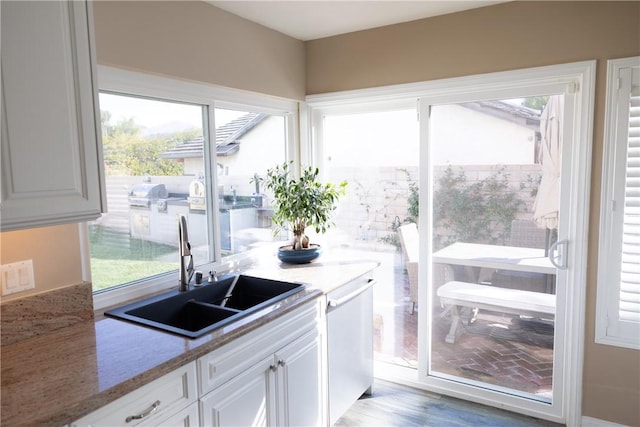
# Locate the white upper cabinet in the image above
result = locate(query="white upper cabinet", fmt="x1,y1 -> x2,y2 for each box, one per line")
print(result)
1,1 -> 105,231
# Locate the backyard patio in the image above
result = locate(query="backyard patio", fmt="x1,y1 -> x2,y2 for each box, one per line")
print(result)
372,256 -> 554,399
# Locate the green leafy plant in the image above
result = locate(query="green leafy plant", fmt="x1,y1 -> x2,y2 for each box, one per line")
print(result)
380,169 -> 419,249
520,173 -> 541,197
100,112 -> 197,176
406,181 -> 419,225
124,139 -> 183,176
259,162 -> 347,250
433,166 -> 523,249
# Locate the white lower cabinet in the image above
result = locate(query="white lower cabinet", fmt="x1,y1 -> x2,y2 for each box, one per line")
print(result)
72,299 -> 324,427
72,361 -> 198,426
200,355 -> 276,426
274,329 -> 324,426
200,329 -> 323,427
199,299 -> 325,427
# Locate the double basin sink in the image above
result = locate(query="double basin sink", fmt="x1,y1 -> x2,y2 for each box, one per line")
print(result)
105,275 -> 305,338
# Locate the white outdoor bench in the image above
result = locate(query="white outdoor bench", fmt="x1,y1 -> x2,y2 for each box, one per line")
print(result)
437,281 -> 556,344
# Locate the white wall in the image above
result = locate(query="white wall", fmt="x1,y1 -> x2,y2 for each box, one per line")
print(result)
217,116 -> 286,197
431,104 -> 536,165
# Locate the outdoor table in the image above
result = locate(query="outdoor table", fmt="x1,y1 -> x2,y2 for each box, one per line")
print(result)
432,242 -> 556,293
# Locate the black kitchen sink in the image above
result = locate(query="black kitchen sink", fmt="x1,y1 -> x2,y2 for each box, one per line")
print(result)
105,275 -> 305,338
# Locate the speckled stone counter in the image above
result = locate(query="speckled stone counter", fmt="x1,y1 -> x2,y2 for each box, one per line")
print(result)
243,251 -> 381,295
0,251 -> 379,427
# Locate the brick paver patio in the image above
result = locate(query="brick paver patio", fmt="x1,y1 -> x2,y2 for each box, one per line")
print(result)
374,265 -> 554,399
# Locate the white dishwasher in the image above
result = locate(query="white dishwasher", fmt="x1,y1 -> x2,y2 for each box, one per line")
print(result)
326,274 -> 376,425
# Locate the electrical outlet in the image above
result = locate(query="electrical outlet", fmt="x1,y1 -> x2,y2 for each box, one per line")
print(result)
1,260 -> 35,296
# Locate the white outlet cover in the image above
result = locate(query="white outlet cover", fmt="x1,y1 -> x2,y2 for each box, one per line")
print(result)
1,259 -> 35,296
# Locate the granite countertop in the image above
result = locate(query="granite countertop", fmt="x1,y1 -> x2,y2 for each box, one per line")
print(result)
243,251 -> 381,294
0,251 -> 379,427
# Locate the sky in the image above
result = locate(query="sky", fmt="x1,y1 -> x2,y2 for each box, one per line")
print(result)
99,93 -> 246,136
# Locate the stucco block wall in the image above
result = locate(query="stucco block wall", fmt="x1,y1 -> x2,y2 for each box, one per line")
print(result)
329,165 -> 541,244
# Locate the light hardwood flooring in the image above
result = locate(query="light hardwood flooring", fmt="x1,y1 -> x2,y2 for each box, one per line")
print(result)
335,380 -> 564,427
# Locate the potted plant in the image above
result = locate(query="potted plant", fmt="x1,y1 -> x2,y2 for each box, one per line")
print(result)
259,161 -> 347,263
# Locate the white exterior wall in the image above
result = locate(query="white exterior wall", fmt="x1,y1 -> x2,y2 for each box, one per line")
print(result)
431,104 -> 536,165
217,115 -> 286,197
161,116 -> 286,199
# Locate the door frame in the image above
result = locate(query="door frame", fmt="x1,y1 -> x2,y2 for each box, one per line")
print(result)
416,61 -> 595,425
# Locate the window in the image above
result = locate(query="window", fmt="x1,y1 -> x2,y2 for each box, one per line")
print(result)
88,67 -> 295,309
596,56 -> 640,349
90,93 -> 207,293
213,108 -> 288,257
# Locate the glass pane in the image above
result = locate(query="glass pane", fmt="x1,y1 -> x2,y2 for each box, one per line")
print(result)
429,96 -> 559,402
322,108 -> 419,370
90,93 -> 207,292
214,108 -> 288,256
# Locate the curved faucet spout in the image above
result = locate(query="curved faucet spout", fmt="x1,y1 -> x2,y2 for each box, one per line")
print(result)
178,215 -> 194,292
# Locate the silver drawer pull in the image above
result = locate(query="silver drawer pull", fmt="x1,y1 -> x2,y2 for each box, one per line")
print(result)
125,400 -> 161,423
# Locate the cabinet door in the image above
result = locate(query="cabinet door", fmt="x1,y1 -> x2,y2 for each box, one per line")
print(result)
0,1 -> 104,231
275,329 -> 324,427
200,356 -> 276,427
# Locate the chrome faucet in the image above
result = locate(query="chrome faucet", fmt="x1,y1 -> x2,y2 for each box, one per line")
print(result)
178,215 -> 194,292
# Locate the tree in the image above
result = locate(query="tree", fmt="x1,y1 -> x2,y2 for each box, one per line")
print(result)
100,111 -> 193,176
102,117 -> 141,175
101,110 -> 114,137
261,162 -> 347,250
125,138 -> 183,176
522,96 -> 548,111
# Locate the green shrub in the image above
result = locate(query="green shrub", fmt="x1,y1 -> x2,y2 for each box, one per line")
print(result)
433,166 -> 522,249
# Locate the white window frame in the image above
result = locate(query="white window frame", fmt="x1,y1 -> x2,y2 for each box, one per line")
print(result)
596,56 -> 640,350
85,66 -> 298,310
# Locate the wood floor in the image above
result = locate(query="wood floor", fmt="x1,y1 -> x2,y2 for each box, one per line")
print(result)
334,380 -> 564,427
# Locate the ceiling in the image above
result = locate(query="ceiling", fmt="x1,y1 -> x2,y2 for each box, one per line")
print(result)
208,1 -> 508,41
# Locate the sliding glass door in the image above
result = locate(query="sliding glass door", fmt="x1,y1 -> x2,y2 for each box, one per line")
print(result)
417,66 -> 593,423
310,61 -> 595,424
425,96 -> 561,401
316,105 -> 420,371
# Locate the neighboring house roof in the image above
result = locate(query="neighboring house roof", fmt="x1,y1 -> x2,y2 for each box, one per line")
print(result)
161,137 -> 204,159
161,112 -> 267,159
461,100 -> 541,131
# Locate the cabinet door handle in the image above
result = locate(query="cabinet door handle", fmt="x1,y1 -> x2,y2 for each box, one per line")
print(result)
125,400 -> 161,423
269,360 -> 286,372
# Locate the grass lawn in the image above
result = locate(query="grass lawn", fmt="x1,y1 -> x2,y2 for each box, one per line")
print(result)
89,227 -> 178,291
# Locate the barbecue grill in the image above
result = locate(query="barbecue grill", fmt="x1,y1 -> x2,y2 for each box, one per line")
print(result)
128,183 -> 168,208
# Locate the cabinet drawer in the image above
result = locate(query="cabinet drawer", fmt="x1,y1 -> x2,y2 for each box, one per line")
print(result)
72,361 -> 197,427
152,401 -> 199,427
198,298 -> 321,395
